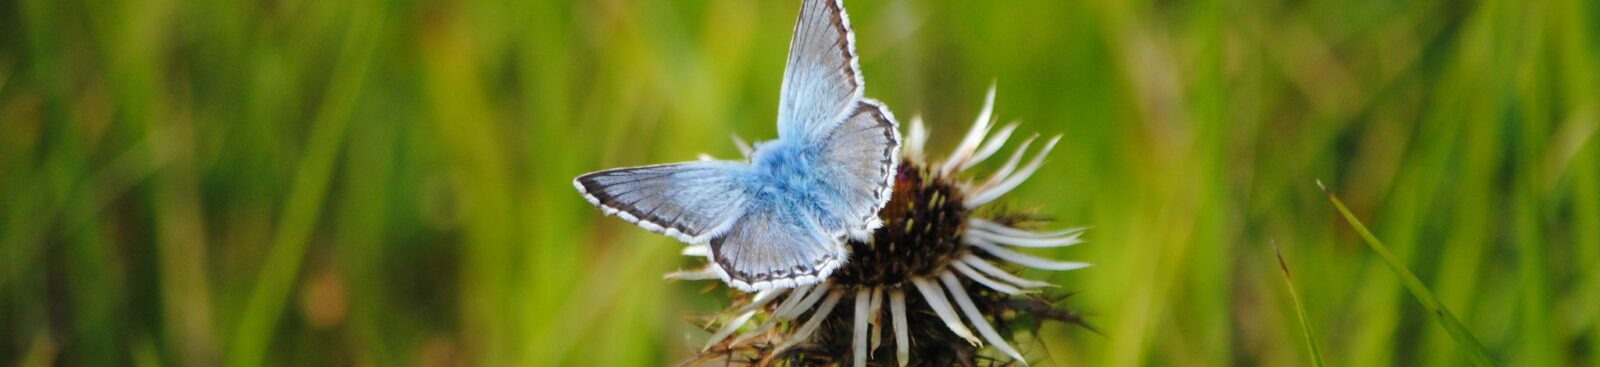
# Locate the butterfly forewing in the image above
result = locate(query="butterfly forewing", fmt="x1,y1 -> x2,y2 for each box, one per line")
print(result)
777,0 -> 864,143
574,162 -> 751,243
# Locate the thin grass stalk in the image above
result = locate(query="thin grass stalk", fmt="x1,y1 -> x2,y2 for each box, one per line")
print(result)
1274,244 -> 1325,367
1319,180 -> 1497,367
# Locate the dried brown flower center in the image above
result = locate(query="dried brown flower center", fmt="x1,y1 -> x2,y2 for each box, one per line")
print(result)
829,159 -> 970,288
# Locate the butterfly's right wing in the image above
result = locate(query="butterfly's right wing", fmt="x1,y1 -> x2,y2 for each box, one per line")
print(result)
574,162 -> 752,244
776,0 -> 864,143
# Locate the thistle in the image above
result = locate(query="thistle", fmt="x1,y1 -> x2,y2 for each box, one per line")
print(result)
671,87 -> 1091,366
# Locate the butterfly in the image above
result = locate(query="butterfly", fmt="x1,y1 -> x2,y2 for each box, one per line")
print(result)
574,0 -> 900,292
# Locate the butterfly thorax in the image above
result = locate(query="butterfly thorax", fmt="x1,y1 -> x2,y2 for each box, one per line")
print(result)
751,141 -> 821,195
749,140 -> 844,224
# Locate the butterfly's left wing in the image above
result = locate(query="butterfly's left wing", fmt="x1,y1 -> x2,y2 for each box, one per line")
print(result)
574,162 -> 752,244
776,0 -> 864,143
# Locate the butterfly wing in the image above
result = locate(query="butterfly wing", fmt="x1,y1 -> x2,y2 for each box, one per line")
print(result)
818,99 -> 901,239
776,0 -> 864,143
710,201 -> 847,292
574,162 -> 752,244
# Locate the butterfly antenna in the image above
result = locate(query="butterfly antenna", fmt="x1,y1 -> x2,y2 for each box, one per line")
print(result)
731,134 -> 754,158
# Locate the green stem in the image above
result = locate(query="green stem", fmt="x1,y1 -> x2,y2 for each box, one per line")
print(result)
1318,180 -> 1498,367
1274,244 -> 1325,367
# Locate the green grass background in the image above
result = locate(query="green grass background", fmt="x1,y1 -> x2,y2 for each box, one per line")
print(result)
2,0 -> 1598,365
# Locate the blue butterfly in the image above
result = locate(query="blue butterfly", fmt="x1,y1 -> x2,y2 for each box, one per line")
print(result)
575,0 -> 900,292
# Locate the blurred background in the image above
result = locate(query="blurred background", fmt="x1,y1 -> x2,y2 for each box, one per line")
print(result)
2,0 -> 1597,365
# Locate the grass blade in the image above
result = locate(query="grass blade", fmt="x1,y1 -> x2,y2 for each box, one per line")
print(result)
1274,243 -> 1325,367
1317,180 -> 1498,367
226,6 -> 382,366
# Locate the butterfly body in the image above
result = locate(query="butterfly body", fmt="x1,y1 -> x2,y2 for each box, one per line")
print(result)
748,141 -> 845,226
576,0 -> 898,292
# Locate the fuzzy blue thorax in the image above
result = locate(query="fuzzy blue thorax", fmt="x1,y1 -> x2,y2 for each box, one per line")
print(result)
749,140 -> 846,232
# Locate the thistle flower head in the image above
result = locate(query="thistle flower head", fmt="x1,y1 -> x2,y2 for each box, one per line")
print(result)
672,87 -> 1089,366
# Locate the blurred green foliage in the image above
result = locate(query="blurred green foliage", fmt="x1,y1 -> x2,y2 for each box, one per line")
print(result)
2,0 -> 1598,365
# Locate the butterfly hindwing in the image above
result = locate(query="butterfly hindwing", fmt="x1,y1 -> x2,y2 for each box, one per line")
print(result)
819,99 -> 900,239
776,0 -> 863,143
710,200 -> 846,291
574,162 -> 751,244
